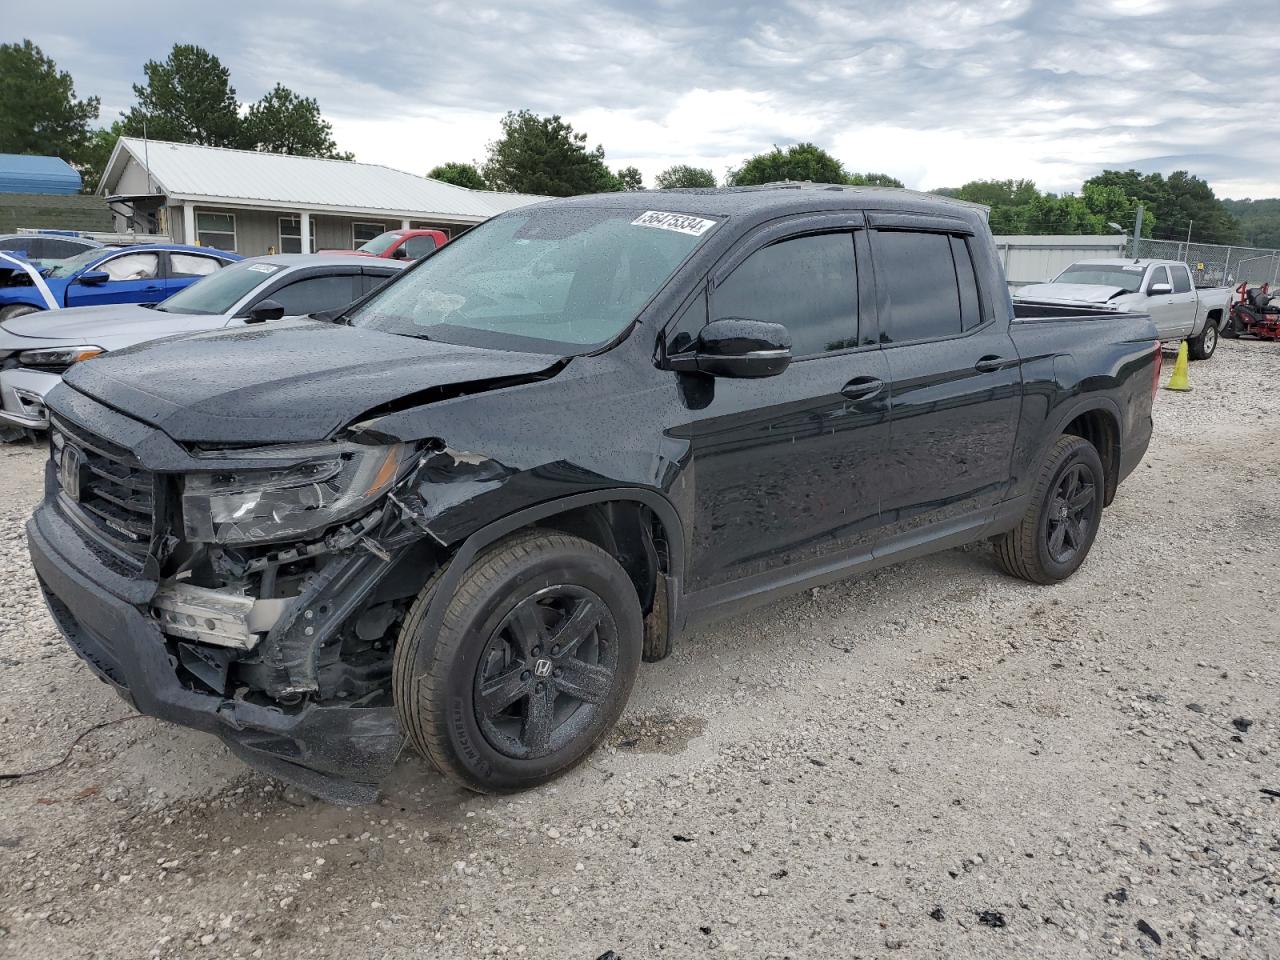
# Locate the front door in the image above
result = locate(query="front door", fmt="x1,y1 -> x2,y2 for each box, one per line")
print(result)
64,251 -> 165,307
869,227 -> 1023,539
1142,265 -> 1182,339
671,228 -> 891,593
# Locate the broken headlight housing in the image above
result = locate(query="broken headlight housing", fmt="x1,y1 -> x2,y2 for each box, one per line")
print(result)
182,441 -> 407,545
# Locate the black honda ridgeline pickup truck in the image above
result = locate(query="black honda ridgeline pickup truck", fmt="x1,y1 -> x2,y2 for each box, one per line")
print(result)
28,186 -> 1159,801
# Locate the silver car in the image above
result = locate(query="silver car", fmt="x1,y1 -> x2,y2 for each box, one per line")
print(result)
0,254 -> 405,438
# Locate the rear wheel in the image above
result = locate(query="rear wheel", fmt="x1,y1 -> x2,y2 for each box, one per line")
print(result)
394,530 -> 642,793
993,435 -> 1104,585
1188,319 -> 1218,360
1221,311 -> 1241,339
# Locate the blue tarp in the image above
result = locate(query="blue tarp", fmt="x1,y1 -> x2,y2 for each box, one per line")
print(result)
0,154 -> 82,195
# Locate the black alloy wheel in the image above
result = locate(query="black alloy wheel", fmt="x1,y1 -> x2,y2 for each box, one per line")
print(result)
474,585 -> 618,759
1044,462 -> 1096,566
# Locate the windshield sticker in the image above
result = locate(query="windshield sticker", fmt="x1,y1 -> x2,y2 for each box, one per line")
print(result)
1122,265 -> 1144,272
631,211 -> 717,237
248,263 -> 280,273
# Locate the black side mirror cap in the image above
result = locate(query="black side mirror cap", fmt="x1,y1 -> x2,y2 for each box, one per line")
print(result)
245,299 -> 286,323
77,270 -> 110,286
667,318 -> 792,378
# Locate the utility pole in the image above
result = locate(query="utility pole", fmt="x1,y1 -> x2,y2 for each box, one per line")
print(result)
1185,220 -> 1193,245
1132,204 -> 1144,258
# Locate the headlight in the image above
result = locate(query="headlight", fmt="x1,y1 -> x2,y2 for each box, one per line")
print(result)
182,442 -> 408,545
18,345 -> 103,367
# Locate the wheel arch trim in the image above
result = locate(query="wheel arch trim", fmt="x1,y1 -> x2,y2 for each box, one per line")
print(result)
416,488 -> 686,667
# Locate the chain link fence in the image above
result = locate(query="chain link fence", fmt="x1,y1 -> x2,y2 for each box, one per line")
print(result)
1129,237 -> 1280,288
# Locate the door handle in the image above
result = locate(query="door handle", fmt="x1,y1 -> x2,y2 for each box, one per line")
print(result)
975,355 -> 1015,372
841,376 -> 883,401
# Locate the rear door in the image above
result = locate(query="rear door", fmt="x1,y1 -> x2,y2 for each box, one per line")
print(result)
672,218 -> 892,593
165,251 -> 228,298
870,221 -> 1023,540
63,251 -> 165,307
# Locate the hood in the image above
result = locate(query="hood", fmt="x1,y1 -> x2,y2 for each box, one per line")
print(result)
1,302 -> 175,341
1017,283 -> 1130,304
59,318 -> 566,444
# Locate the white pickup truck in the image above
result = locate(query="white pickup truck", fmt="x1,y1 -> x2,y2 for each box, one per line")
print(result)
1018,258 -> 1234,360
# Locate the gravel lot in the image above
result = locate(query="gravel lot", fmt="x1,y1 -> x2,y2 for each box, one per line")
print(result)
1,339 -> 1278,960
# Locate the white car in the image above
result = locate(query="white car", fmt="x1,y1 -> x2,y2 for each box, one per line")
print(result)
1018,258 -> 1234,360
0,254 -> 404,439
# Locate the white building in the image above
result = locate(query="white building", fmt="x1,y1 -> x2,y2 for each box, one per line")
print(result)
98,138 -> 545,256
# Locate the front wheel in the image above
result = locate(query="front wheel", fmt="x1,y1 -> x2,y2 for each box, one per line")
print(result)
394,530 -> 642,794
1188,319 -> 1218,360
0,304 -> 41,323
992,435 -> 1105,585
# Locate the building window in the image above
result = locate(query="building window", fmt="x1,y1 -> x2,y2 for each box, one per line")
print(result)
196,211 -> 236,252
352,221 -> 386,246
279,216 -> 317,254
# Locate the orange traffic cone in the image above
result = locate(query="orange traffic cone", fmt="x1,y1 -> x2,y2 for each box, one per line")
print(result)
1164,341 -> 1191,392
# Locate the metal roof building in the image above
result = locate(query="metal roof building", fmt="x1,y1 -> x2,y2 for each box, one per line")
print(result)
98,138 -> 545,256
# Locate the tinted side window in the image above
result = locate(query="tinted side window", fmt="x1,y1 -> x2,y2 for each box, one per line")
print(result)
951,236 -> 983,330
871,231 -> 962,342
713,233 -> 858,357
1171,265 -> 1191,293
269,275 -> 358,315
402,235 -> 438,259
361,271 -> 398,295
1148,266 -> 1170,289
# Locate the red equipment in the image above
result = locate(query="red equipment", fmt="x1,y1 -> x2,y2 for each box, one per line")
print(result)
1226,282 -> 1280,341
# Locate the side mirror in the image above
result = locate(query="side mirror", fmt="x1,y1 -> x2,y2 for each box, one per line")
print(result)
245,299 -> 286,324
667,318 -> 792,378
77,270 -> 110,286
390,246 -> 408,260
1148,282 -> 1173,296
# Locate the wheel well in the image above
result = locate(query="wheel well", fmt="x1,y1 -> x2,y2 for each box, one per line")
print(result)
1206,308 -> 1223,325
1062,409 -> 1120,505
518,501 -> 671,615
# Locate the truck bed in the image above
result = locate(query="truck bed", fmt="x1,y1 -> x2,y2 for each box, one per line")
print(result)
1012,298 -> 1152,324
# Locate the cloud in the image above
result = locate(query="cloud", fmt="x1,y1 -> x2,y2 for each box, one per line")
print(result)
10,0 -> 1280,197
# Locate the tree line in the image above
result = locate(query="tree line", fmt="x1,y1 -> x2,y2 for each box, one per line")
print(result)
0,39 -> 349,193
0,37 -> 1261,245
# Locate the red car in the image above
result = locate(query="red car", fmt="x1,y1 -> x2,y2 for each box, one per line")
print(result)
322,228 -> 447,261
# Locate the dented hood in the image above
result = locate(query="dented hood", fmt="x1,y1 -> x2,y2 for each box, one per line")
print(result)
59,318 -> 565,444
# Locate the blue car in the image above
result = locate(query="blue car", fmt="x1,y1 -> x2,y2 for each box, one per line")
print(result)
0,243 -> 242,322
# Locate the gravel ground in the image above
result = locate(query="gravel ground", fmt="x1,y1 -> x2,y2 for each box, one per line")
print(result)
1,339 -> 1277,960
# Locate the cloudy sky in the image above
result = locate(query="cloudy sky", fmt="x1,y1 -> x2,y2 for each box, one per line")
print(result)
14,0 -> 1280,198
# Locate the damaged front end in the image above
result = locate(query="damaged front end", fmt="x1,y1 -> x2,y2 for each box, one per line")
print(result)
34,415 -> 460,802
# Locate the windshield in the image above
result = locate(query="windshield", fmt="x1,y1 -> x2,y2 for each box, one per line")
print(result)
44,247 -> 115,279
356,232 -> 403,256
155,260 -> 283,315
348,206 -> 716,352
1054,263 -> 1145,293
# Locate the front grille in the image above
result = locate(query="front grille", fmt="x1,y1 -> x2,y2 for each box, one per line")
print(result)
50,417 -> 156,561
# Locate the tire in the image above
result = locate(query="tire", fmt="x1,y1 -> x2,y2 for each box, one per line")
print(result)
992,435 -> 1105,585
1221,311 -> 1241,339
1188,319 -> 1218,360
0,304 -> 41,323
0,425 -> 26,444
394,529 -> 642,794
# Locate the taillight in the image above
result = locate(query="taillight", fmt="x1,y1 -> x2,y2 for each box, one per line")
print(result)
1152,341 -> 1162,399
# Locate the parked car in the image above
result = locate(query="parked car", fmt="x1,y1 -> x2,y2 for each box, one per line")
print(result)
0,254 -> 404,439
28,186 -> 1159,803
0,232 -> 103,267
1018,258 -> 1233,359
321,228 -> 448,261
0,243 -> 242,322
